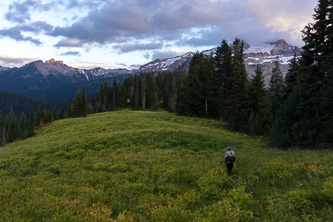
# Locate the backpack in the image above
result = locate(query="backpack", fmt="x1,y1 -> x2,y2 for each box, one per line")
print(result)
226,150 -> 236,163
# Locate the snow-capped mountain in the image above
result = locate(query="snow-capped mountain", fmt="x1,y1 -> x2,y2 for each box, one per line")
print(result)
243,39 -> 301,84
0,66 -> 9,72
137,39 -> 300,76
0,39 -> 301,100
139,52 -> 194,72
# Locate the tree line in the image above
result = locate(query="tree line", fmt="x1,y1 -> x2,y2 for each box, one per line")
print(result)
1,0 -> 331,149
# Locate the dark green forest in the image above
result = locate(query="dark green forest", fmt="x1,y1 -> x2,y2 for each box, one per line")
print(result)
1,0 -> 332,149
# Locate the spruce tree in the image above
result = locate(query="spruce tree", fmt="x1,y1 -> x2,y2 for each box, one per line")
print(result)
19,112 -> 26,139
215,39 -> 232,121
224,38 -> 247,130
244,65 -> 272,136
0,110 -> 3,145
281,53 -> 299,102
293,0 -> 333,147
6,108 -> 18,143
52,105 -> 56,121
269,54 -> 301,148
37,94 -> 44,126
118,83 -> 128,108
112,76 -> 117,111
206,56 -> 219,117
28,106 -> 35,136
168,72 -> 177,113
146,74 -> 158,109
269,58 -> 284,120
162,79 -> 170,109
187,53 -> 204,116
99,81 -> 105,112
132,74 -> 139,110
75,86 -> 82,117
140,73 -> 146,110
81,85 -> 88,117
176,74 -> 191,116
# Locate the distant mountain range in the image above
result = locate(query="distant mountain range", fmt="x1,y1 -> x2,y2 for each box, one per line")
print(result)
0,39 -> 301,103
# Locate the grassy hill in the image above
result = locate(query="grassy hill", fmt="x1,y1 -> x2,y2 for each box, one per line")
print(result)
0,111 -> 332,221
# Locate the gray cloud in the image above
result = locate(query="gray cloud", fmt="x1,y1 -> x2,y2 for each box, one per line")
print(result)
54,38 -> 85,48
143,53 -> 150,59
0,21 -> 53,45
48,0 -> 316,49
5,0 -> 55,23
0,56 -> 40,67
49,0 -> 233,44
66,0 -> 106,9
129,64 -> 141,69
151,49 -> 185,60
60,51 -> 81,56
113,43 -> 163,53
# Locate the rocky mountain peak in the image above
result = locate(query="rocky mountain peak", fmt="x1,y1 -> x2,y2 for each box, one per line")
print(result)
46,59 -> 64,65
270,39 -> 300,55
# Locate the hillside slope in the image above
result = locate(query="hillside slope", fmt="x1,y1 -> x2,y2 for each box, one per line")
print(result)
0,111 -> 332,221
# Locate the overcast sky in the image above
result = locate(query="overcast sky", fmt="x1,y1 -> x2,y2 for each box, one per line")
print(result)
0,0 -> 317,69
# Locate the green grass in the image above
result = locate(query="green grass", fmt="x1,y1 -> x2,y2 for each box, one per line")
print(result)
0,110 -> 332,221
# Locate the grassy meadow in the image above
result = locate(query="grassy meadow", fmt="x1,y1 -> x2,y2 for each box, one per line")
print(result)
0,110 -> 332,221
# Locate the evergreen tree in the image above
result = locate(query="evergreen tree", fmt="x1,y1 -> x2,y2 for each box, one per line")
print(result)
187,53 -> 204,116
6,108 -> 18,143
140,72 -> 146,110
28,106 -> 35,136
132,74 -> 139,110
118,83 -> 128,108
0,110 -> 3,145
99,81 -> 105,112
37,94 -> 44,126
244,65 -> 272,136
19,112 -> 26,139
162,79 -> 170,109
168,72 -> 177,113
222,38 -> 247,130
269,54 -> 301,148
293,0 -> 333,147
320,67 -> 333,147
81,85 -> 88,117
75,86 -> 82,117
146,74 -> 158,109
269,58 -> 284,120
112,76 -> 117,111
281,53 -> 299,102
205,56 -> 219,117
215,39 -> 232,121
269,88 -> 300,148
176,74 -> 191,116
52,105 -> 56,121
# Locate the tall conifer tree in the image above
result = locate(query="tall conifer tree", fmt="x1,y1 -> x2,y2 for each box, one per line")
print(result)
293,0 -> 333,147
112,76 -> 117,111
19,112 -> 26,139
6,108 -> 18,143
37,94 -> 44,126
118,83 -> 128,108
81,85 -> 88,117
75,86 -> 82,117
0,110 -> 3,145
244,65 -> 272,136
281,53 -> 299,102
132,74 -> 139,110
28,106 -> 35,136
269,59 -> 284,120
215,40 -> 232,121
140,73 -> 146,110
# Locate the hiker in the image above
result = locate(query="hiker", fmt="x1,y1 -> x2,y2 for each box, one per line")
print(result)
224,146 -> 236,176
